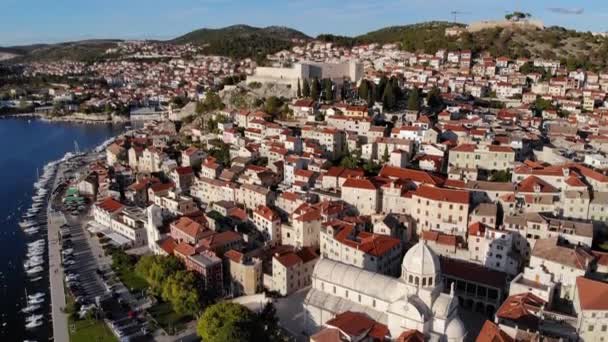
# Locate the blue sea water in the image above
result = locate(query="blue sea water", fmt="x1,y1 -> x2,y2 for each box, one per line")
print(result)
0,117 -> 124,341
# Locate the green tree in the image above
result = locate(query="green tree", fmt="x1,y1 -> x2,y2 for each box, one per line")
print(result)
382,81 -> 396,110
533,97 -> 554,116
197,91 -> 225,114
264,96 -> 284,116
197,302 -> 264,342
302,79 -> 311,98
296,79 -> 302,98
340,154 -> 360,169
407,88 -> 421,111
363,159 -> 381,175
162,270 -> 201,317
135,255 -> 183,296
310,78 -> 320,101
209,143 -> 232,166
490,170 -> 512,182
426,86 -> 443,110
358,80 -> 370,101
376,76 -> 388,102
382,145 -> 390,163
323,79 -> 333,101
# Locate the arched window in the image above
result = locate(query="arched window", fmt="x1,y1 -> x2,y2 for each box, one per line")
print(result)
422,278 -> 427,286
409,274 -> 413,283
429,277 -> 433,286
415,277 -> 419,285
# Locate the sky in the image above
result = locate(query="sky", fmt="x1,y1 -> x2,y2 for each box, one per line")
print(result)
2,0 -> 608,46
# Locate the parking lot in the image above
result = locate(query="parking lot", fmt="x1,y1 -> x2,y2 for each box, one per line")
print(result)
54,156 -> 151,341
60,220 -> 106,303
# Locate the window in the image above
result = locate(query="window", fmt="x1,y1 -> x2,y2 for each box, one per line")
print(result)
333,286 -> 336,294
602,325 -> 607,332
589,325 -> 594,332
409,275 -> 413,283
422,278 -> 427,286
358,294 -> 361,302
428,277 -> 433,286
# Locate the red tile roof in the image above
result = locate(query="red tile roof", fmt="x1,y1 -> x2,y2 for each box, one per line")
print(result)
274,247 -> 318,268
421,230 -> 462,247
334,226 -> 401,257
174,242 -> 196,257
158,237 -> 177,255
496,293 -> 545,327
379,165 -> 444,185
342,178 -> 377,190
397,330 -> 425,342
201,231 -> 242,250
476,320 -> 514,342
516,176 -> 558,193
414,184 -> 469,204
470,219 -> 490,235
255,205 -> 279,221
171,217 -> 204,239
565,175 -> 586,187
225,249 -> 244,264
326,311 -> 388,340
96,197 -> 124,213
576,276 -> 608,310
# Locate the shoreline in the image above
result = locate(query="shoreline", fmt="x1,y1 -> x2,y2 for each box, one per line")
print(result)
2,112 -> 130,125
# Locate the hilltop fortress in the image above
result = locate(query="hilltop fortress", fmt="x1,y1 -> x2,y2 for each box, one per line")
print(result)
467,18 -> 544,32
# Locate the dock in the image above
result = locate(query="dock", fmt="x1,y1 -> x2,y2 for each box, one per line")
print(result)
47,162 -> 69,342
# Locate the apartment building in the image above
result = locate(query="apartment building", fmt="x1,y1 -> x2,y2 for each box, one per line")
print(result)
504,213 -> 594,260
109,207 -> 147,247
410,184 -> 470,237
225,250 -> 263,296
529,238 -> 594,300
341,178 -> 380,215
448,144 -> 515,172
573,277 -> 608,341
235,183 -> 274,210
253,205 -> 281,243
320,223 -> 402,276
272,247 -> 319,296
93,197 -> 124,228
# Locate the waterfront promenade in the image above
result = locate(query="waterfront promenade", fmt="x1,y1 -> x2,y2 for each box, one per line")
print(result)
47,163 -> 69,342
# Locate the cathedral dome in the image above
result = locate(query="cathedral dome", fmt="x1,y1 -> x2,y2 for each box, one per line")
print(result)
402,241 -> 440,278
445,316 -> 466,341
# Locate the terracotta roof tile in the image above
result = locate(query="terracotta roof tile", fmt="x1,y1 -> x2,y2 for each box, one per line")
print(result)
414,184 -> 469,204
576,276 -> 608,310
476,320 -> 514,342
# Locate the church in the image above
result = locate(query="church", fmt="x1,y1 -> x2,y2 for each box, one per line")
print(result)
304,241 -> 467,341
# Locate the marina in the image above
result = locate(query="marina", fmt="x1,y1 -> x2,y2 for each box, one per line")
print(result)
0,118 -> 124,341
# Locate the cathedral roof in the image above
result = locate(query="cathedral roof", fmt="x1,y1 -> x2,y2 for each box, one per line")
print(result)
402,241 -> 440,277
312,258 -> 404,302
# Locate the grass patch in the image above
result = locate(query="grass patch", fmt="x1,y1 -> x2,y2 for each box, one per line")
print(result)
69,317 -> 117,342
148,301 -> 190,335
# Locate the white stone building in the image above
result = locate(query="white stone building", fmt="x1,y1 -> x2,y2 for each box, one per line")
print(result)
304,241 -> 467,341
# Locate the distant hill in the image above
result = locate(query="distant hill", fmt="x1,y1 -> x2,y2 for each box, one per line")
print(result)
3,21 -> 608,70
171,25 -> 311,61
316,21 -> 608,71
1,40 -> 121,63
